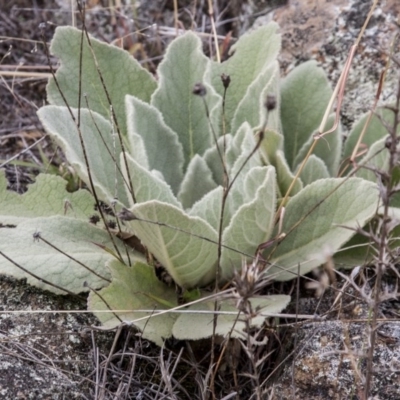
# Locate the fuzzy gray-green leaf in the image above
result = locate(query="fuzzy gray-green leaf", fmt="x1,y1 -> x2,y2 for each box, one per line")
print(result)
206,24 -> 280,133
280,60 -> 332,169
260,128 -> 283,165
151,32 -> 221,167
47,26 -> 157,135
228,123 -> 263,213
172,295 -> 290,340
126,201 -> 218,288
267,178 -> 379,281
356,137 -> 388,182
0,216 -> 141,293
221,166 -> 276,280
89,260 -> 178,346
178,154 -> 217,209
0,171 -> 94,224
293,114 -> 341,176
298,154 -> 330,186
126,95 -> 184,194
274,150 -> 303,197
343,108 -> 398,164
121,152 -> 181,208
189,186 -> 225,231
203,134 -> 232,186
38,106 -> 129,205
231,61 -> 280,134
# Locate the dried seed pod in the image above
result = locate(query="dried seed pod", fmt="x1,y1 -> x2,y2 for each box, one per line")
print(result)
192,82 -> 207,96
265,94 -> 277,111
221,73 -> 231,89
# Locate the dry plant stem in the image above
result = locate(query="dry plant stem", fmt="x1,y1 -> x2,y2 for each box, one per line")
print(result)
267,0 -> 381,276
84,98 -> 133,197
91,330 -> 100,400
346,33 -> 396,174
208,0 -> 221,63
111,202 -> 133,267
265,170 -> 364,269
159,346 -> 184,398
0,45 -> 11,64
349,68 -> 387,166
0,74 -> 51,167
76,11 -> 84,127
83,100 -> 134,266
199,96 -> 229,180
210,117 -> 266,396
202,78 -> 230,398
364,72 -> 400,397
121,209 -> 257,256
40,18 -> 124,261
0,136 -> 47,168
275,43 -> 355,223
210,131 -> 264,398
206,88 -> 229,397
211,312 -> 242,390
70,0 -> 75,27
99,323 -> 124,398
0,71 -> 51,78
173,0 -> 179,35
0,309 -> 316,320
109,0 -> 118,27
290,263 -> 301,398
86,282 -> 123,324
0,64 -> 53,70
0,35 -> 46,46
36,234 -> 111,282
244,320 -> 262,399
342,326 -> 364,395
76,1 -> 137,205
275,0 -> 379,223
0,250 -> 85,300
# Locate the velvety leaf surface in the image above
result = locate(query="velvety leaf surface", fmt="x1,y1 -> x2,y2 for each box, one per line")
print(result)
228,123 -> 263,214
189,186 -> 225,231
88,260 -> 178,346
343,108 -> 398,163
356,137 -> 388,182
298,154 -> 330,186
203,134 -> 232,186
231,62 -> 280,134
151,32 -> 221,168
38,106 -> 129,205
0,171 -> 94,224
206,24 -> 280,133
293,114 -> 341,176
126,201 -> 218,288
333,232 -> 375,269
121,152 -> 181,208
280,60 -> 332,169
274,150 -> 303,197
172,295 -> 290,340
267,178 -> 379,280
226,124 -> 248,167
0,216 -> 140,293
260,128 -> 283,165
47,26 -> 157,135
178,154 -> 217,209
126,96 -> 184,193
221,166 -> 276,280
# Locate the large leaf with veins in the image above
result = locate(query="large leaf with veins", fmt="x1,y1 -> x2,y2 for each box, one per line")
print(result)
126,201 -> 219,288
47,26 -> 156,135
